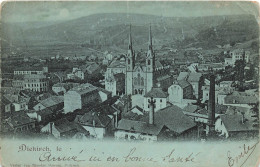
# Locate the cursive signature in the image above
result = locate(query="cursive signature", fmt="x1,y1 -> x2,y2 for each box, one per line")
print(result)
227,141 -> 259,167
39,152 -> 85,162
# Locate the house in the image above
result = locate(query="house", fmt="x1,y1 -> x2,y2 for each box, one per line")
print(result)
33,96 -> 64,111
41,118 -> 89,139
85,63 -> 101,75
224,92 -> 258,108
64,83 -> 100,113
215,114 -> 258,139
155,75 -> 172,92
105,59 -> 126,79
225,49 -> 250,66
168,80 -> 194,107
12,75 -> 24,90
202,84 -> 234,104
105,73 -> 125,96
121,105 -> 145,120
219,81 -> 233,88
2,111 -> 36,133
27,108 -> 59,122
74,112 -> 113,139
23,74 -> 49,92
187,72 -> 203,99
115,119 -> 164,141
3,94 -> 29,112
115,105 -> 198,141
97,87 -> 112,102
0,96 -> 12,113
67,67 -> 85,80
13,66 -> 47,75
143,87 -> 168,112
52,82 -> 80,95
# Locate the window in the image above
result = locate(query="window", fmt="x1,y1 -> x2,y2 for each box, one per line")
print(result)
148,60 -> 151,65
128,59 -> 131,64
160,99 -> 162,103
134,77 -> 137,85
137,74 -> 141,85
141,78 -> 144,86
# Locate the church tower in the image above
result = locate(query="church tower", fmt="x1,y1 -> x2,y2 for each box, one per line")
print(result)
146,24 -> 155,93
126,24 -> 135,95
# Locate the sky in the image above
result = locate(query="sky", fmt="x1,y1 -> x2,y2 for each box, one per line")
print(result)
1,1 -> 259,22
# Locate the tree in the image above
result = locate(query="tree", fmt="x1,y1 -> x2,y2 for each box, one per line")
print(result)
234,60 -> 245,82
245,64 -> 255,81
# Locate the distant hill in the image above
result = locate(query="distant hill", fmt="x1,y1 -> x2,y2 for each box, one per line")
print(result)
1,13 -> 258,55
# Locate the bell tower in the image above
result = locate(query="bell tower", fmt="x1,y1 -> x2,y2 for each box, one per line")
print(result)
126,24 -> 135,95
146,24 -> 155,93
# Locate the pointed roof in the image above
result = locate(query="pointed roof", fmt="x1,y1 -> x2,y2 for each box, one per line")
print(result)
146,24 -> 154,58
149,24 -> 152,50
128,24 -> 132,50
140,105 -> 196,134
144,87 -> 168,98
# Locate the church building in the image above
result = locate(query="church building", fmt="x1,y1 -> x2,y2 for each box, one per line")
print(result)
125,25 -> 171,96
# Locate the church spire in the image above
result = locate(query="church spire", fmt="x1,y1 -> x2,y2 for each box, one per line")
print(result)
148,23 -> 152,51
128,24 -> 132,50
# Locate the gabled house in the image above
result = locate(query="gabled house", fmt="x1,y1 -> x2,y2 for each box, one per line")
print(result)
41,118 -> 89,139
168,80 -> 194,106
143,87 -> 168,112
33,96 -> 64,112
215,114 -> 258,139
74,112 -> 113,139
52,82 -> 80,95
2,111 -> 36,133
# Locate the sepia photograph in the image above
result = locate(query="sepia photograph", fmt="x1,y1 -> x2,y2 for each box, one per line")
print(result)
0,1 -> 259,167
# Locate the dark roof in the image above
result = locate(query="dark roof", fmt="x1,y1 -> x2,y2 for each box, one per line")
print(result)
215,104 -> 228,114
86,63 -> 100,73
37,108 -> 54,116
220,114 -> 258,132
141,105 -> 196,134
187,72 -> 202,82
144,87 -> 168,98
1,96 -> 12,105
14,66 -> 43,71
53,118 -> 77,133
155,61 -> 163,69
177,72 -> 189,80
224,93 -> 258,104
75,112 -> 112,128
183,104 -> 200,113
108,60 -> 125,68
52,83 -> 80,91
177,80 -> 191,89
5,111 -> 35,128
117,119 -> 164,135
38,96 -> 64,108
156,75 -> 171,82
69,83 -> 98,95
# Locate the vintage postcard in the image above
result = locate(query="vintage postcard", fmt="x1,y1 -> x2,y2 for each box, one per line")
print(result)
0,1 -> 259,167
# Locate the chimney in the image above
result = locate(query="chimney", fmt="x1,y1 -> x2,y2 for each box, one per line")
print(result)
208,75 -> 215,131
148,97 -> 156,125
241,112 -> 245,124
92,112 -> 96,127
115,111 -> 118,128
50,122 -> 54,134
93,119 -> 95,127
